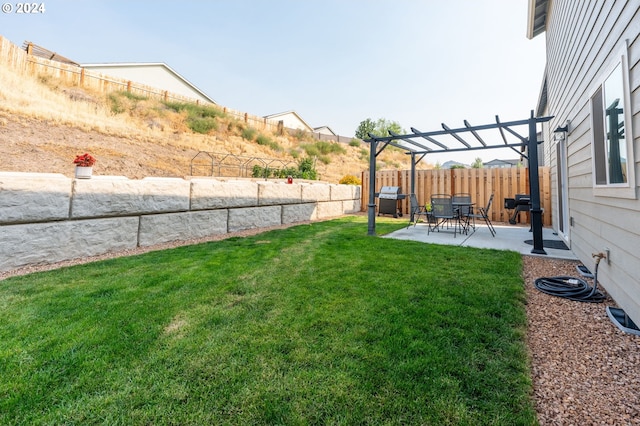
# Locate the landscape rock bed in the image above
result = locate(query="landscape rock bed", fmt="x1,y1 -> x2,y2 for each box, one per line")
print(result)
523,256 -> 640,425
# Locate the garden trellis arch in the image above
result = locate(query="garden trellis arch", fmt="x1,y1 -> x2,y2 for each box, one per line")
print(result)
364,111 -> 553,255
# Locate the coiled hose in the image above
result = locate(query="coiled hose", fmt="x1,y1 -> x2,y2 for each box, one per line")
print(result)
534,252 -> 606,303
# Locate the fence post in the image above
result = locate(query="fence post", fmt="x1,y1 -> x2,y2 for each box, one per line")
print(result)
126,81 -> 132,92
80,68 -> 85,86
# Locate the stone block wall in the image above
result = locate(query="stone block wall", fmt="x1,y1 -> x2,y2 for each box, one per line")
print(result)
0,173 -> 361,272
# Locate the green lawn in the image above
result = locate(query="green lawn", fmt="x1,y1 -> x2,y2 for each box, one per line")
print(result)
0,216 -> 537,425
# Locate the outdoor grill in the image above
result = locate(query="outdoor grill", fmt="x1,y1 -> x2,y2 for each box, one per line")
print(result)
375,186 -> 406,218
504,194 -> 531,224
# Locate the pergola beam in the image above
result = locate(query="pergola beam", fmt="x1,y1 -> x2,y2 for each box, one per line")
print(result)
442,122 -> 471,148
495,115 -> 527,158
389,131 -> 432,152
464,120 -> 487,146
411,127 -> 448,150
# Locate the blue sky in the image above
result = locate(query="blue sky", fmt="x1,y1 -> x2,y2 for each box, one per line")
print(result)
1,0 -> 546,163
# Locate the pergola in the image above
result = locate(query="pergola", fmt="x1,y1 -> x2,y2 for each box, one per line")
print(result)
364,111 -> 553,255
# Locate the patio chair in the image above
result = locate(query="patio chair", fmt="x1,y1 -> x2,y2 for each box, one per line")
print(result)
429,194 -> 458,237
407,194 -> 429,227
469,194 -> 496,237
452,193 -> 473,234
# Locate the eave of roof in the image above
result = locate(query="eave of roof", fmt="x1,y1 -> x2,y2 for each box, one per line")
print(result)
526,0 -> 549,39
535,71 -> 548,117
264,110 -> 314,131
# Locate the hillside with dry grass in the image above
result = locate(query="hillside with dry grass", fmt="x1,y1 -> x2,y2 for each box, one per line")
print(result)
0,62 -> 413,182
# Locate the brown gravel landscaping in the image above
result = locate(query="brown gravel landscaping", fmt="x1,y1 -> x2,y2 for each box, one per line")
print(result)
523,255 -> 640,425
2,224 -> 639,425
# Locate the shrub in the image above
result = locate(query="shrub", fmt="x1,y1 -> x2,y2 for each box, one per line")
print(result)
163,101 -> 225,134
256,134 -> 282,151
242,127 -> 257,141
349,139 -> 361,147
298,157 -> 318,180
301,141 -> 346,158
119,91 -> 148,101
339,174 -> 362,185
108,91 -> 149,114
188,116 -> 218,134
288,149 -> 300,159
250,159 -> 317,180
164,101 -> 224,119
107,93 -> 127,114
317,155 -> 331,165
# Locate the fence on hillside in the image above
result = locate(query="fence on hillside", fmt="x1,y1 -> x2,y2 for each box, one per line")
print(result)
361,167 -> 552,225
0,35 -> 353,143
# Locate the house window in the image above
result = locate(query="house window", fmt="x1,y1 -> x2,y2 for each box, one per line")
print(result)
590,42 -> 635,198
592,63 -> 627,184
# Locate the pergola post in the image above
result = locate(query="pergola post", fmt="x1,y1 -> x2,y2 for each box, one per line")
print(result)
367,139 -> 378,236
409,153 -> 417,222
528,112 -> 546,254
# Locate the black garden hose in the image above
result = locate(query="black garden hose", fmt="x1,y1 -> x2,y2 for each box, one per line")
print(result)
534,253 -> 606,303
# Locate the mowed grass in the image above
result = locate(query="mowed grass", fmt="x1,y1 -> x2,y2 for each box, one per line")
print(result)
0,216 -> 537,425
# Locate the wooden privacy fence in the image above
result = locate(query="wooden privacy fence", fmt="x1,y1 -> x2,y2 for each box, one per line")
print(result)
361,167 -> 552,226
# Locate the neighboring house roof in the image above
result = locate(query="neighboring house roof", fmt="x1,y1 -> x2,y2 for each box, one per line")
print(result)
526,0 -> 550,39
264,111 -> 314,132
483,158 -> 521,168
81,62 -> 216,104
314,126 -> 336,136
441,160 -> 467,169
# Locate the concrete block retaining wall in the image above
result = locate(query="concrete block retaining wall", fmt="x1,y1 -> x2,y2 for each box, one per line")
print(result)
0,173 -> 361,272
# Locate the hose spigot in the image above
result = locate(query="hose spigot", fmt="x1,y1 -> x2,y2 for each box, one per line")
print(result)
592,252 -> 606,265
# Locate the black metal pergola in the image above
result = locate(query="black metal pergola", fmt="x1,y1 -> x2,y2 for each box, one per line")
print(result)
364,111 -> 553,255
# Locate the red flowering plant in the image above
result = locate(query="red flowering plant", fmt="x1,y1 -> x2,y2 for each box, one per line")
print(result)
73,153 -> 96,167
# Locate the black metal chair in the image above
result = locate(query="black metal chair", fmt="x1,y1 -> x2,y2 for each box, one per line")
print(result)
452,193 -> 473,234
429,194 -> 458,237
407,194 -> 429,227
469,194 -> 496,237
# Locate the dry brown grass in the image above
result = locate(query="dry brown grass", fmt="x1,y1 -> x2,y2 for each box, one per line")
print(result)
0,61 -> 415,182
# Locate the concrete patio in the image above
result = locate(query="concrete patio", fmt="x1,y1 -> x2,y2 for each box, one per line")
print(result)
384,221 -> 578,260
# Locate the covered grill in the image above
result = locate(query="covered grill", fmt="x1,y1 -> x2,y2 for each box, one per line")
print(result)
375,186 -> 406,217
504,194 -> 531,224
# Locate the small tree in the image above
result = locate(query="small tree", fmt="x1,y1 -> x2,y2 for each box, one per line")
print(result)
471,157 -> 484,168
355,118 -> 376,139
355,117 -> 405,139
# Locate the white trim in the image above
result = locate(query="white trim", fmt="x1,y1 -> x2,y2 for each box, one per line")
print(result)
589,40 -> 637,199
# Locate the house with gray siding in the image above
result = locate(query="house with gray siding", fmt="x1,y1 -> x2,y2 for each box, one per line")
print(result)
528,0 -> 640,326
